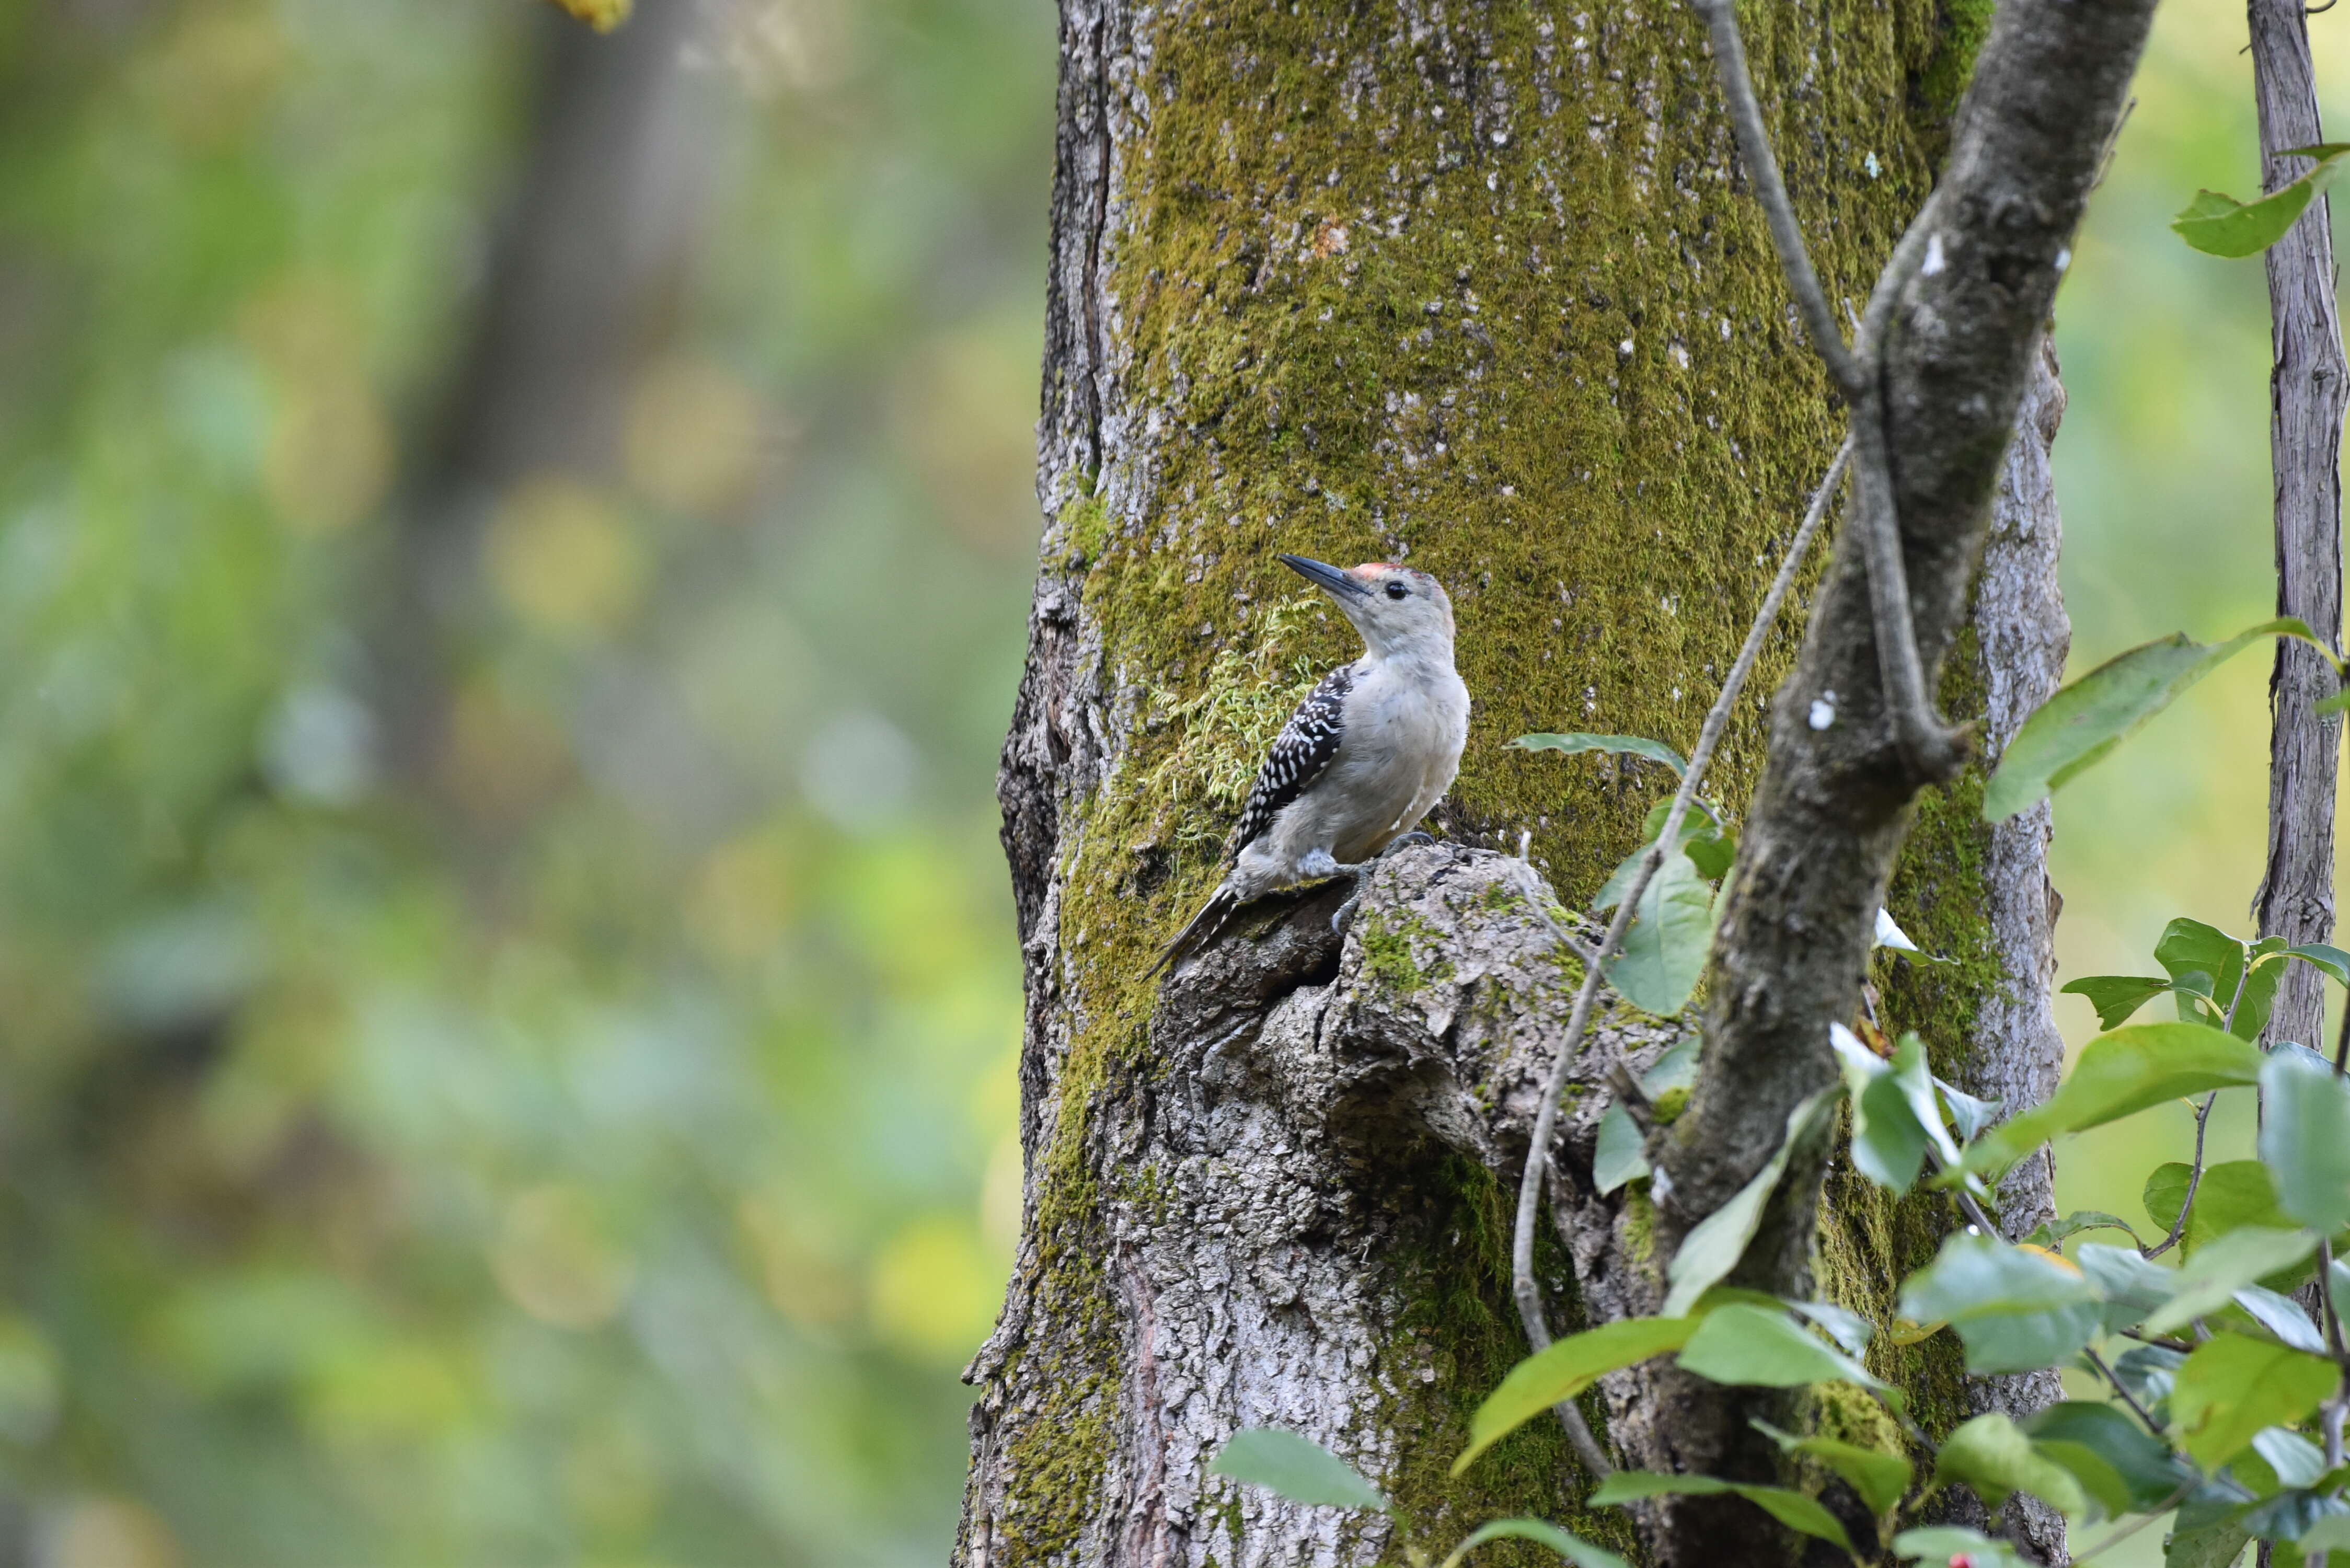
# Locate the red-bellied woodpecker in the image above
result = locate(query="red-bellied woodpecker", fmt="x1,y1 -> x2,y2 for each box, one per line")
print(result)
1153,554 -> 1470,974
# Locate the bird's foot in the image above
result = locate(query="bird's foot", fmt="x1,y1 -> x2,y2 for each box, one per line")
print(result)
1384,830 -> 1435,855
1330,888 -> 1363,936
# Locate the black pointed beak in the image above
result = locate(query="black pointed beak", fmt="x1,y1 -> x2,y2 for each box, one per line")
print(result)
1277,554 -> 1369,599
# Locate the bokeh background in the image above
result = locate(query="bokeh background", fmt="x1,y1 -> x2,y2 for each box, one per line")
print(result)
0,0 -> 2337,1562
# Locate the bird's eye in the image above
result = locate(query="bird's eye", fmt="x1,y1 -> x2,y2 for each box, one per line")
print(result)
1384,581 -> 1408,601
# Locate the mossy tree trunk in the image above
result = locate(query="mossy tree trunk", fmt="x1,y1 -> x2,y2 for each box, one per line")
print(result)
963,2 -> 2069,1563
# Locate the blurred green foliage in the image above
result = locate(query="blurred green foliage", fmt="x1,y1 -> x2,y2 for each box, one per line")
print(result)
0,0 -> 1052,1562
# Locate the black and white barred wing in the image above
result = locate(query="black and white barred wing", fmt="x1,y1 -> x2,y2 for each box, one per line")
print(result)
1225,663 -> 1354,860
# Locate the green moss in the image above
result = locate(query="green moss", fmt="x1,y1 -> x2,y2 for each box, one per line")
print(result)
1368,1158 -> 1637,1566
995,0 -> 1989,1546
1651,1086 -> 1690,1126
1912,0 -> 1998,131
1623,1182 -> 1660,1267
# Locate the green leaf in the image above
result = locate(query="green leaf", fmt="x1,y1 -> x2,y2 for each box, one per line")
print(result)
2063,975 -> 2183,1031
1588,1470 -> 1853,1551
2251,1426 -> 2330,1490
2076,1241 -> 2179,1332
1661,1090 -> 1834,1317
2020,1209 -> 2140,1249
1752,1419 -> 1912,1516
2170,1334 -> 2339,1468
1208,1428 -> 1389,1512
2173,148 -> 2350,257
1830,1023 -> 1932,1194
2155,919 -> 2250,1029
1934,1076 -> 2002,1143
2258,1044 -> 2350,1233
1436,1518 -> 1631,1568
2280,943 -> 2350,987
1675,1303 -> 1888,1391
1787,1299 -> 1874,1357
2228,1285 -> 2326,1354
1934,1411 -> 2090,1516
2142,1229 -> 2319,1335
1984,620 -> 2324,821
2166,1479 -> 2256,1568
1593,1100 -> 1650,1196
1512,732 -> 1687,775
2300,1513 -> 2350,1555
1456,1316 -> 1698,1474
2023,1401 -> 2198,1512
2144,1160 -> 2296,1258
1897,1232 -> 2101,1374
1961,1022 -> 2267,1177
1893,1525 -> 2033,1568
1604,850 -> 1714,1016
1596,808 -> 1725,914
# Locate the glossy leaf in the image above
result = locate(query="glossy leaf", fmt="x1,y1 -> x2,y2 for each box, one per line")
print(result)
2174,147 -> 2350,257
2257,1043 -> 2350,1233
1787,1299 -> 1874,1358
1984,619 -> 2322,821
1934,1077 -> 2002,1143
2076,1241 -> 2178,1332
2021,1210 -> 2140,1249
1436,1518 -> 1630,1568
1962,1022 -> 2266,1177
2141,1228 -> 2318,1335
1592,1100 -> 1649,1196
1512,732 -> 1688,776
2250,1426 -> 2330,1490
1208,1428 -> 1389,1512
2280,942 -> 2350,987
1934,1411 -> 2089,1516
1604,849 -> 1714,1016
2025,1401 -> 2197,1513
2229,1285 -> 2327,1354
2109,1343 -> 2187,1412
2170,1334 -> 2339,1468
1898,1232 -> 2101,1374
1830,1023 -> 1931,1194
1456,1317 -> 1698,1473
2300,1513 -> 2350,1555
1588,1470 -> 1853,1552
1753,1419 -> 1911,1516
1661,1091 -> 1834,1317
2062,974 -> 2183,1031
1675,1303 -> 1887,1391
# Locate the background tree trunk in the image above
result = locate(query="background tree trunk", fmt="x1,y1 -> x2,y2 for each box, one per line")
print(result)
963,3 -> 2066,1563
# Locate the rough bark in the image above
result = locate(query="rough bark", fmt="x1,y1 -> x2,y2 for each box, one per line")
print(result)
965,2 -> 2080,1563
2249,0 -> 2346,1056
1643,0 -> 2147,1549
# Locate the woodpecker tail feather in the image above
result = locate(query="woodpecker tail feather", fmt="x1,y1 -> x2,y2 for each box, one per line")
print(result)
1148,884 -> 1242,978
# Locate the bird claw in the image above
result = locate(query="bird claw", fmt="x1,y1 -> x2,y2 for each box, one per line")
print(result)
1331,889 -> 1363,935
1385,831 -> 1435,854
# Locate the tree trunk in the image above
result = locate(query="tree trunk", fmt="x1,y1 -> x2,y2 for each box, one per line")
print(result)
963,3 -> 2067,1563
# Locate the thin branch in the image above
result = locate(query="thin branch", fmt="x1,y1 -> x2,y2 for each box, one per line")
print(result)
1694,0 -> 1961,787
2322,1239 -> 2346,1358
1688,0 -> 1862,399
2143,1091 -> 2218,1260
1505,439 -> 1852,1475
2080,1345 -> 2162,1435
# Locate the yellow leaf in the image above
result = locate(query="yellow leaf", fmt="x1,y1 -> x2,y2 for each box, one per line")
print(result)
544,0 -> 631,31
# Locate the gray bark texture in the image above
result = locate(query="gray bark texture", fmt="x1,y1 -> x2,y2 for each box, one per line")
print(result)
963,1 -> 2113,1563
2249,0 -> 2346,1056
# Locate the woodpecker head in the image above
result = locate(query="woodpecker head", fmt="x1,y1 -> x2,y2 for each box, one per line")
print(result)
1277,555 -> 1456,660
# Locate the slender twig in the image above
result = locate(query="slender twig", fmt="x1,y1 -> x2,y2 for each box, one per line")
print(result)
2069,1482 -> 2197,1564
1694,0 -> 1961,786
2081,1345 -> 2161,1435
2144,1091 -> 2217,1261
2322,1239 -> 2346,1358
2334,987 -> 2349,1073
1504,440 -> 1853,1478
1688,0 -> 1861,399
